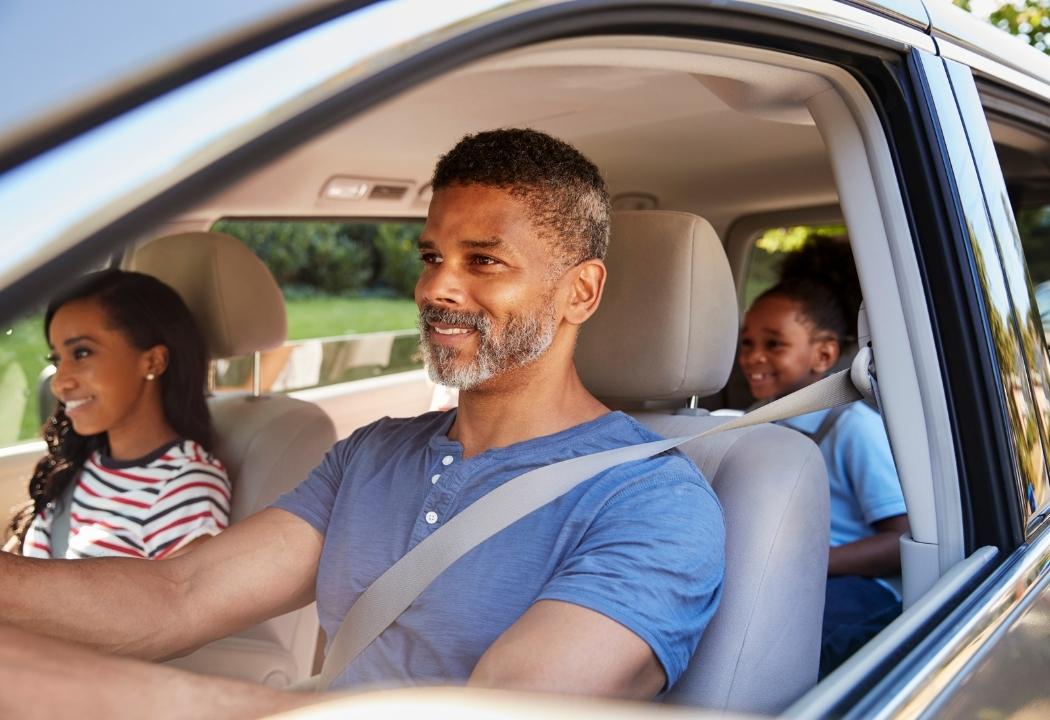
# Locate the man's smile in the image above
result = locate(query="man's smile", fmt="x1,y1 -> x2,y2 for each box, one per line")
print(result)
431,324 -> 474,336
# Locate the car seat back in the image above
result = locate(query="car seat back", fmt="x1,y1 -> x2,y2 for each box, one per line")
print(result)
577,211 -> 829,714
127,231 -> 337,687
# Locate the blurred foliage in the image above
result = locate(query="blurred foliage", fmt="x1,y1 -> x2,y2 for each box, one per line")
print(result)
954,0 -> 1050,54
745,225 -> 849,309
755,224 -> 847,253
213,220 -> 423,298
989,0 -> 1050,53
374,223 -> 425,298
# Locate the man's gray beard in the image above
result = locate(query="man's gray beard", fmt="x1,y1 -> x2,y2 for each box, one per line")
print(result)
418,301 -> 558,391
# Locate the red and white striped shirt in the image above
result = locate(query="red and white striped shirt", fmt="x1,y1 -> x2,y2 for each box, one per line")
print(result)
23,439 -> 230,559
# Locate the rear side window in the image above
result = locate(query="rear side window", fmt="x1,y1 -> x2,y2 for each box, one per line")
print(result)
211,219 -> 425,393
741,223 -> 849,311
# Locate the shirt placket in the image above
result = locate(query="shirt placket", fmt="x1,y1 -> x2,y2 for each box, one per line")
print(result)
408,446 -> 465,547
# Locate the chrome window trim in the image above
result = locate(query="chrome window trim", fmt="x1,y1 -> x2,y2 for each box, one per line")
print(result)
934,38 -> 1050,106
867,528 -> 1050,718
786,545 -> 999,718
731,0 -> 932,48
850,0 -> 929,30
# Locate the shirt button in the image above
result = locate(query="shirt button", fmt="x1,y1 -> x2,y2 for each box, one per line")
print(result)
441,455 -> 454,466
425,511 -> 439,525
430,474 -> 441,484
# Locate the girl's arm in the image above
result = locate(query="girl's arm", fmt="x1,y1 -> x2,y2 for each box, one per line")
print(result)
828,514 -> 909,577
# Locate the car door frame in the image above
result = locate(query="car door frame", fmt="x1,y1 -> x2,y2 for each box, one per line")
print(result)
0,0 -> 1041,714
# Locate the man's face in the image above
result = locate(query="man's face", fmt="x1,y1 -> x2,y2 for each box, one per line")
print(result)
415,184 -> 562,390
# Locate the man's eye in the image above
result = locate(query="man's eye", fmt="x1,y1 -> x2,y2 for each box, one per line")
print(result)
420,252 -> 441,264
472,255 -> 498,266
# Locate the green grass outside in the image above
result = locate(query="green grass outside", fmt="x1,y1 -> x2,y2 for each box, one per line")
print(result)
0,297 -> 420,446
284,296 -> 418,339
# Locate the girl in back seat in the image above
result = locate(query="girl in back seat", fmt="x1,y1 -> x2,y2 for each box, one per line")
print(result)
3,270 -> 230,560
738,273 -> 908,679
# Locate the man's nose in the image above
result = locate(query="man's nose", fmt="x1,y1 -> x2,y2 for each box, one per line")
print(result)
417,261 -> 467,306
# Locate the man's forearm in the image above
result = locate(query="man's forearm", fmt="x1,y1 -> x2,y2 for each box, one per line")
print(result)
0,552 -> 191,658
0,624 -> 318,720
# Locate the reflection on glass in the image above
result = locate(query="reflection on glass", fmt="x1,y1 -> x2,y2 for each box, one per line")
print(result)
927,51 -> 1048,528
213,330 -> 423,394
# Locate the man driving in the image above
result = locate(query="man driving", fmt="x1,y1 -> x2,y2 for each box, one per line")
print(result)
0,128 -> 725,718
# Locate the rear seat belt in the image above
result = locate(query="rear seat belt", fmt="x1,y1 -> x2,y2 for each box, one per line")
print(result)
311,354 -> 874,691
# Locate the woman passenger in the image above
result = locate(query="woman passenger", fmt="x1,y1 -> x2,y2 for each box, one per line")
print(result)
4,270 -> 230,559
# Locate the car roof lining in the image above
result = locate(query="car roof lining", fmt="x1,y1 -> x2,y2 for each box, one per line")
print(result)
177,36 -> 838,234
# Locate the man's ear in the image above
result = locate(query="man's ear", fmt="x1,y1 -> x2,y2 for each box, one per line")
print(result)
811,337 -> 840,374
563,259 -> 606,326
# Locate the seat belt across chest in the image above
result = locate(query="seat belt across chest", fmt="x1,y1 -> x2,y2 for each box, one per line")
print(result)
311,366 -> 865,691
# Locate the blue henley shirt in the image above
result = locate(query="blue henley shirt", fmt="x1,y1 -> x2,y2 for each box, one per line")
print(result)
272,409 -> 725,691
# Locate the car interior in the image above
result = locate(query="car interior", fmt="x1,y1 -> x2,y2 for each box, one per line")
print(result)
4,28 -> 1050,714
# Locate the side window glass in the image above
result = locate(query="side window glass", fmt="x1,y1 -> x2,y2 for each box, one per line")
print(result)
210,219 -> 425,393
1021,206 -> 1050,332
0,308 -> 47,448
978,97 -> 1050,522
741,223 -> 849,311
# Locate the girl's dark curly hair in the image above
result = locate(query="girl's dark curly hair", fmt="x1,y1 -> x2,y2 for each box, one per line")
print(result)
6,269 -> 213,550
758,235 -> 862,347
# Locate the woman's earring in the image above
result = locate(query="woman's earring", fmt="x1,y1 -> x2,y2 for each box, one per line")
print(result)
146,373 -> 156,381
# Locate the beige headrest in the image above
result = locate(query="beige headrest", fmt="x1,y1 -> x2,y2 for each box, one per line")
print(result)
126,232 -> 287,359
577,211 -> 737,402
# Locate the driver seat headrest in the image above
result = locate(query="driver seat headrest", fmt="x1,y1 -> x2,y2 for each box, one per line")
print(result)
577,211 -> 737,403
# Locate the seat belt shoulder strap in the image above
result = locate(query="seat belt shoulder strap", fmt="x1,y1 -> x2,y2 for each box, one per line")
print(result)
314,368 -> 861,690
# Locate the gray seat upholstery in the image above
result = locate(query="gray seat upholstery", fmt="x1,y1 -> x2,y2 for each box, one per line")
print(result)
127,232 -> 337,687
577,211 -> 830,714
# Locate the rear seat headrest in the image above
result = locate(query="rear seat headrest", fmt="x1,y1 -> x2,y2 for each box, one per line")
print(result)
577,211 -> 737,402
126,231 -> 287,359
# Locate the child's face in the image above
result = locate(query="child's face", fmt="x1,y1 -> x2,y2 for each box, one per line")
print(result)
738,295 -> 839,401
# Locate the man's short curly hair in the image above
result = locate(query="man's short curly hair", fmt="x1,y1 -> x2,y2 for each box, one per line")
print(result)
431,128 -> 611,267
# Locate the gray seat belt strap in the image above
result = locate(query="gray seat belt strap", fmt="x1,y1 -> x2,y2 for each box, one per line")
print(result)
315,368 -> 862,691
49,481 -> 77,559
803,405 -> 849,446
